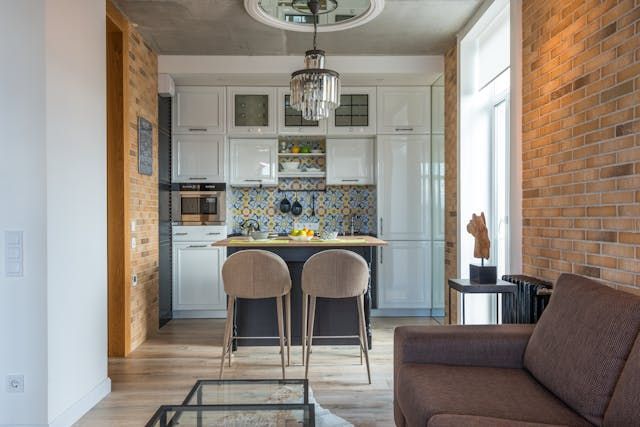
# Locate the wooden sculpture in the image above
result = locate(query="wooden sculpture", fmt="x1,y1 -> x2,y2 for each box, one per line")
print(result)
466,212 -> 490,263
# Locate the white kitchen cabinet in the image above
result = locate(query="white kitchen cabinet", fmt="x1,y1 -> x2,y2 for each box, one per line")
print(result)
326,138 -> 375,185
328,87 -> 376,135
173,86 -> 225,134
431,85 -> 445,134
377,241 -> 432,309
172,134 -> 225,183
172,243 -> 226,312
229,138 -> 278,186
431,134 -> 445,240
432,241 -> 445,312
277,87 -> 327,135
377,87 -> 431,134
227,87 -> 277,135
377,135 -> 431,240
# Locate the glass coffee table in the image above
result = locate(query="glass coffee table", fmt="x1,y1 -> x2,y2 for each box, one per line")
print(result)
146,379 -> 315,427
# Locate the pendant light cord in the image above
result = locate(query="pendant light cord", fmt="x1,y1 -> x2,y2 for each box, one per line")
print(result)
313,17 -> 317,50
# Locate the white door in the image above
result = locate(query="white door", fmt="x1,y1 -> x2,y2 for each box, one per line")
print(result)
229,139 -> 278,186
173,243 -> 225,311
227,87 -> 277,135
172,134 -> 225,183
277,87 -> 327,135
377,135 -> 431,240
377,87 -> 431,134
432,241 -> 445,311
326,138 -> 374,185
378,241 -> 432,309
431,134 -> 445,240
431,85 -> 445,134
328,87 -> 376,135
173,86 -> 225,134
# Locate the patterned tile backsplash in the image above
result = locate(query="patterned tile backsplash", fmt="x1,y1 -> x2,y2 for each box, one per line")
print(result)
229,181 -> 377,235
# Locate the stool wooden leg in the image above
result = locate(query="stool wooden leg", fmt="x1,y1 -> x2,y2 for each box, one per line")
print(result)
276,296 -> 286,379
357,294 -> 371,384
302,292 -> 307,366
305,296 -> 316,380
285,293 -> 291,367
219,296 -> 235,380
228,297 -> 235,368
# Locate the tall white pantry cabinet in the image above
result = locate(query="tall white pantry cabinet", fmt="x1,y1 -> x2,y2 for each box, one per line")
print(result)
376,84 -> 445,316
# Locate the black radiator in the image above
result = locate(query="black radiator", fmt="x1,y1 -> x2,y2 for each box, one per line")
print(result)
501,275 -> 553,324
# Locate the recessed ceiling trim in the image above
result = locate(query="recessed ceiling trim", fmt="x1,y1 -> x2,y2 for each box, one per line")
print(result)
244,0 -> 385,33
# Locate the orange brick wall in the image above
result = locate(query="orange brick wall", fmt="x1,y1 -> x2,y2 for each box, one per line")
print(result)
445,44 -> 459,322
127,29 -> 159,350
522,0 -> 640,293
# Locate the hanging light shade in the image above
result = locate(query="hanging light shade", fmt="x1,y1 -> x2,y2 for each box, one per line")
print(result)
290,0 -> 341,121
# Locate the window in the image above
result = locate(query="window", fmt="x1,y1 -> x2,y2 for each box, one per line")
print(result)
459,0 -> 511,324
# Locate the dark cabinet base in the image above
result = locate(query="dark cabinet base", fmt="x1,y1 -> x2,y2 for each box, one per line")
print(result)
228,246 -> 374,349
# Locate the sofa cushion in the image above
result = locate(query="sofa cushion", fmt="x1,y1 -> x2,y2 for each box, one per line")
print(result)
524,273 -> 640,426
603,334 -> 640,426
396,363 -> 591,426
427,414 -> 568,427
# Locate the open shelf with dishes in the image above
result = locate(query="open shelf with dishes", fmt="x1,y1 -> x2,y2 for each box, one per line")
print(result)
278,137 -> 326,180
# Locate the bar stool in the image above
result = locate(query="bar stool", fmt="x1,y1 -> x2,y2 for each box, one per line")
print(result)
302,249 -> 371,384
219,250 -> 292,380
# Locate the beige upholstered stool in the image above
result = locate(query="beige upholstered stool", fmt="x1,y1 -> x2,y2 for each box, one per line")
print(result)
219,250 -> 292,380
302,249 -> 371,384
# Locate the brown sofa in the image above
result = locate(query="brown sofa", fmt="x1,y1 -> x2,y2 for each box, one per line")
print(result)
394,273 -> 640,426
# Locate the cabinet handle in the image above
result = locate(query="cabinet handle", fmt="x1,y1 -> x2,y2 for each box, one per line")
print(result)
395,127 -> 414,131
187,245 -> 207,248
188,128 -> 207,132
380,247 -> 383,264
174,232 -> 188,236
341,179 -> 359,183
207,232 -> 221,235
244,179 -> 262,182
379,218 -> 383,236
188,177 -> 207,180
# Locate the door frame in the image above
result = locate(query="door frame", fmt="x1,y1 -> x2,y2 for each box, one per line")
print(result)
107,1 -> 131,357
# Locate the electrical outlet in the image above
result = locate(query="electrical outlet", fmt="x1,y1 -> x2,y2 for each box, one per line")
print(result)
130,220 -> 136,232
131,237 -> 136,249
6,374 -> 24,393
131,274 -> 138,287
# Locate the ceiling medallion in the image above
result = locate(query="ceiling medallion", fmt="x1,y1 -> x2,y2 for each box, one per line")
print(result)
289,0 -> 340,121
244,0 -> 385,33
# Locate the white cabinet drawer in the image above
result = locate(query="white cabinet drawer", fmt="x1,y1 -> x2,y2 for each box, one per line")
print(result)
172,226 -> 227,242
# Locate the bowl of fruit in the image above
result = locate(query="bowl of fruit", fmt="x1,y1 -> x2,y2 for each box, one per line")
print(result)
289,227 -> 315,241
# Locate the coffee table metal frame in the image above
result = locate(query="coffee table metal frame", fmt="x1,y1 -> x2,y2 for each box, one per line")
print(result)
146,379 -> 314,427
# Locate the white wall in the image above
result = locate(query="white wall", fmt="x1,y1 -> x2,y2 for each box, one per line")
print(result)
0,1 -> 109,425
0,1 -> 48,424
44,0 -> 109,424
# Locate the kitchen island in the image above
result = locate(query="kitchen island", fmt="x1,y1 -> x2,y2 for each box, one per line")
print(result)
213,236 -> 386,349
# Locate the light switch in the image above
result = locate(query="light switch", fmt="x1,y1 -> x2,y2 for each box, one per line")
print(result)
5,231 -> 23,278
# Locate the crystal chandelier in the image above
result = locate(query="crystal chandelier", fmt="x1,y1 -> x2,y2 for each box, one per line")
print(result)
290,0 -> 341,121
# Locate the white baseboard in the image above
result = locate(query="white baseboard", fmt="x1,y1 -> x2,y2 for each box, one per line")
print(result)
172,310 -> 227,319
372,308 -> 443,317
48,377 -> 111,427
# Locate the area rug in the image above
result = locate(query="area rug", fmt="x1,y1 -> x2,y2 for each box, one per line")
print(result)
216,385 -> 353,426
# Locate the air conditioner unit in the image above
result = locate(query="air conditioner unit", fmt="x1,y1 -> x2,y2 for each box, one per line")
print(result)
158,74 -> 175,97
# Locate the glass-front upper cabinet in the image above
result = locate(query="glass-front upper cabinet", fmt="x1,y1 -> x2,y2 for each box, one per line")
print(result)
328,87 -> 376,135
277,88 -> 327,135
227,87 -> 277,135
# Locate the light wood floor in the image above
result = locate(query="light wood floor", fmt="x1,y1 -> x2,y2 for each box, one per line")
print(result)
77,317 -> 443,426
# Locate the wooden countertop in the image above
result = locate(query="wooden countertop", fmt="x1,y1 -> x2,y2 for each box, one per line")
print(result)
213,235 -> 387,248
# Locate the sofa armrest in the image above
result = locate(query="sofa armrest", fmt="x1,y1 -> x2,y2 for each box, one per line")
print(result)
394,324 -> 534,373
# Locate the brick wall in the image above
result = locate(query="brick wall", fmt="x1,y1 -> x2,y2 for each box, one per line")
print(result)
127,29 -> 159,350
445,44 -> 459,322
522,0 -> 640,293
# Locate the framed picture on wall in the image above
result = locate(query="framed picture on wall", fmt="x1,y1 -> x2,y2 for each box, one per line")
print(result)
138,116 -> 153,176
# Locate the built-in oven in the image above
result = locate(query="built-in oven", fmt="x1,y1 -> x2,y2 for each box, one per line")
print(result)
172,183 -> 226,225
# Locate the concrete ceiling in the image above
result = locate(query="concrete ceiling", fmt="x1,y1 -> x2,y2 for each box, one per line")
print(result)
112,0 -> 483,55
